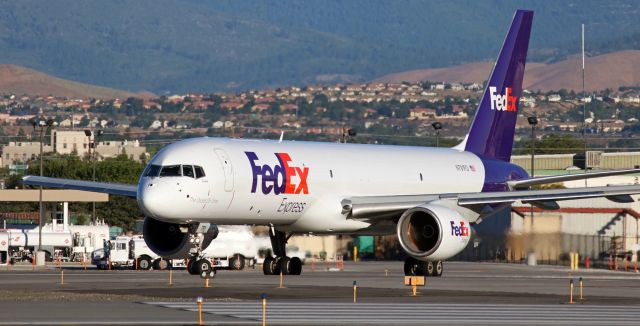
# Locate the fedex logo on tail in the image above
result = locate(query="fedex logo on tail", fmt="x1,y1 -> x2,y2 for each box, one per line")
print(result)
489,86 -> 518,112
246,152 -> 309,195
450,221 -> 469,237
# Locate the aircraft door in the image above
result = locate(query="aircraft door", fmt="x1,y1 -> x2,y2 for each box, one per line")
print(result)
214,148 -> 234,192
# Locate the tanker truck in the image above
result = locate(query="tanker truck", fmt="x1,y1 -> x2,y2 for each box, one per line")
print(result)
0,223 -> 109,264
91,225 -> 258,270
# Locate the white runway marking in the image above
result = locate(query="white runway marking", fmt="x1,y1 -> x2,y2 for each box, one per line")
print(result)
143,301 -> 640,325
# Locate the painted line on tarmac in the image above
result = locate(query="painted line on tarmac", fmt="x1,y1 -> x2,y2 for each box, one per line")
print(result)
143,301 -> 640,325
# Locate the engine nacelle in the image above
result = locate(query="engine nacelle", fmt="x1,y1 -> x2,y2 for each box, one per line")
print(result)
396,203 -> 471,261
142,217 -> 219,258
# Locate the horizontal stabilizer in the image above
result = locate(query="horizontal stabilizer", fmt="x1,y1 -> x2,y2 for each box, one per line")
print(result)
507,168 -> 640,189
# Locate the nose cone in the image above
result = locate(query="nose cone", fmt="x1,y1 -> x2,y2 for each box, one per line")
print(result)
137,178 -> 183,221
137,178 -> 160,218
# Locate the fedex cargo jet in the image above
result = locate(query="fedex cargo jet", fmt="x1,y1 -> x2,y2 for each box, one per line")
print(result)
23,10 -> 640,278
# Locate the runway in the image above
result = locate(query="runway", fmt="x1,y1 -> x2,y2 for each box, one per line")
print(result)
0,261 -> 638,325
145,301 -> 640,325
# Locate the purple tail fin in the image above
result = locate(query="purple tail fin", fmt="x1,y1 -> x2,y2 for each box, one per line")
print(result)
463,10 -> 533,162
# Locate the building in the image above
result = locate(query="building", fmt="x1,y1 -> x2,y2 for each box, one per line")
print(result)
2,141 -> 53,168
1,129 -> 148,168
455,154 -> 640,264
95,140 -> 147,161
51,130 -> 90,156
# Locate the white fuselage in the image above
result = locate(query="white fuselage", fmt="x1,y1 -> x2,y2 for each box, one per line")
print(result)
137,137 -> 485,233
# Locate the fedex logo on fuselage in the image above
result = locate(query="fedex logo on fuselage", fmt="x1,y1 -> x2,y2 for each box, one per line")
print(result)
450,221 -> 469,237
489,86 -> 517,112
246,151 -> 309,195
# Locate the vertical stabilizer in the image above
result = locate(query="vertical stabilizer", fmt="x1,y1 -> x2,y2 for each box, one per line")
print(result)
463,10 -> 533,161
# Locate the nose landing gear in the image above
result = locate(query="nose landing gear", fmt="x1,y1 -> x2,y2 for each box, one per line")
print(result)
187,256 -> 216,279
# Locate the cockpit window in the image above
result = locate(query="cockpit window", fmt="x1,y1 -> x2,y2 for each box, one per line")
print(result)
144,165 -> 161,177
194,166 -> 205,178
182,165 -> 195,178
159,165 -> 181,177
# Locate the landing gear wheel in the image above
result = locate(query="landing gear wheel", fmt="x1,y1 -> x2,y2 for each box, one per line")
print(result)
137,256 -> 152,270
404,257 -> 426,276
279,256 -> 292,275
230,254 -> 245,270
426,261 -> 435,277
153,258 -> 171,270
434,260 -> 443,277
289,257 -> 302,275
196,259 -> 213,278
263,256 -> 278,275
187,258 -> 198,275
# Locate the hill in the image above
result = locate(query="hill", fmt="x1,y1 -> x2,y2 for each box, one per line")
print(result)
1,1 -> 639,93
376,50 -> 640,92
0,65 -> 152,99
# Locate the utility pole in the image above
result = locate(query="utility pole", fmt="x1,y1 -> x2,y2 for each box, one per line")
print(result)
33,119 -> 55,262
582,23 -> 588,186
85,129 -> 103,222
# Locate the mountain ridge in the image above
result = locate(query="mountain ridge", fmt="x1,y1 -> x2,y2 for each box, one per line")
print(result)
376,50 -> 640,92
1,1 -> 639,92
0,64 -> 153,99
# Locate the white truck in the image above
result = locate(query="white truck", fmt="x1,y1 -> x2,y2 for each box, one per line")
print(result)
91,236 -> 177,270
0,223 -> 109,264
91,225 -> 258,270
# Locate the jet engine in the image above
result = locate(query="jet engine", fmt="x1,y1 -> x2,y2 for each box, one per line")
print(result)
396,203 -> 471,261
142,217 -> 219,258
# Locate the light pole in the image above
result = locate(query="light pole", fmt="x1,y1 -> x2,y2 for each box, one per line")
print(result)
527,116 -> 538,177
527,116 -> 538,238
84,129 -> 103,222
431,122 -> 442,147
33,118 -> 55,260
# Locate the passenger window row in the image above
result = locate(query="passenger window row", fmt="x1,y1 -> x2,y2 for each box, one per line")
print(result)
144,164 -> 206,178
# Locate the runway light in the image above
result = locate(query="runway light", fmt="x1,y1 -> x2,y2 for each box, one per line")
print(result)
569,279 -> 574,304
196,296 -> 203,325
261,293 -> 267,326
353,280 -> 357,304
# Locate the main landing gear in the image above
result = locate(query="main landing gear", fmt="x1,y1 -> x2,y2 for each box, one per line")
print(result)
404,257 -> 443,277
263,227 -> 302,275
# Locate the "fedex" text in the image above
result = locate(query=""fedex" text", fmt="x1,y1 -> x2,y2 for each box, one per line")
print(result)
450,221 -> 469,237
246,152 -> 309,195
489,86 -> 517,112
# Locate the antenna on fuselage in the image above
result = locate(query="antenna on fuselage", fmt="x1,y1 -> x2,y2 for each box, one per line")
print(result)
279,130 -> 284,143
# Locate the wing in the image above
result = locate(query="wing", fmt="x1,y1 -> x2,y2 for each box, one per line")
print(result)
343,184 -> 640,221
507,168 -> 640,189
22,176 -> 137,198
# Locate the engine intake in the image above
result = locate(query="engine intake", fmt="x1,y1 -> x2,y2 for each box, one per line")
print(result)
143,217 -> 218,258
397,203 -> 471,261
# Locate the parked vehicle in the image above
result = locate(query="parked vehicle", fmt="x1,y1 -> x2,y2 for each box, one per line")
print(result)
0,223 -> 109,264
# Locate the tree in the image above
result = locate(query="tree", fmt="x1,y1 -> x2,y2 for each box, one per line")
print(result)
519,134 -> 586,155
20,154 -> 146,230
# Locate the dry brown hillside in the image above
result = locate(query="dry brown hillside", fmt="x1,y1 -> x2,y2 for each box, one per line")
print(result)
376,50 -> 640,92
0,65 -> 154,99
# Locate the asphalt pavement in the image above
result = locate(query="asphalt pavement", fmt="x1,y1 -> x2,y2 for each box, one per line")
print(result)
0,261 -> 638,325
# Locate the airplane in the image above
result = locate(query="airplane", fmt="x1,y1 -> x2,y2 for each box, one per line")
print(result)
22,9 -> 640,279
